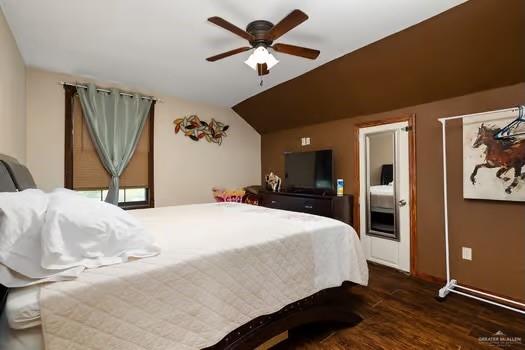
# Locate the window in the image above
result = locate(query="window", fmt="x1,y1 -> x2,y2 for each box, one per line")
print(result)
77,188 -> 148,207
64,85 -> 155,209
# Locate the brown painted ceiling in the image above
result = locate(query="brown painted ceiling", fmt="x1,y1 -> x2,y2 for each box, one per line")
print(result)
233,0 -> 525,134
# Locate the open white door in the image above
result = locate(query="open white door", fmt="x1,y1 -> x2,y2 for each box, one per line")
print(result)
359,121 -> 411,272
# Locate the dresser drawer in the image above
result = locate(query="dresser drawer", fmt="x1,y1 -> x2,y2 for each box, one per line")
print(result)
259,191 -> 353,226
293,198 -> 332,217
261,193 -> 295,210
261,193 -> 332,217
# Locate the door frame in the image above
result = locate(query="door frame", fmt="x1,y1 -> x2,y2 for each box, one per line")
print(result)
353,114 -> 417,275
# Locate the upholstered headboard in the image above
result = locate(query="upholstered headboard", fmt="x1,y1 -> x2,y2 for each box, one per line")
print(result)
380,164 -> 393,185
0,155 -> 37,190
0,154 -> 37,313
0,160 -> 17,192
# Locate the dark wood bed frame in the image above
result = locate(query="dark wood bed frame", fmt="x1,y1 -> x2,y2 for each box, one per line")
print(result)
0,154 -> 363,349
205,281 -> 361,349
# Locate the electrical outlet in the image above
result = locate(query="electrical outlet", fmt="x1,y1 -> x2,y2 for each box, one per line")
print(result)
306,137 -> 311,145
462,247 -> 472,261
300,137 -> 305,146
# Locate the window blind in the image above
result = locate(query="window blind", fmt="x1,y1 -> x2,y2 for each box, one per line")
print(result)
72,95 -> 150,190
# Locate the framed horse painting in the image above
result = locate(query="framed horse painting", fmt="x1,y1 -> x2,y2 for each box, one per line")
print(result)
463,107 -> 525,201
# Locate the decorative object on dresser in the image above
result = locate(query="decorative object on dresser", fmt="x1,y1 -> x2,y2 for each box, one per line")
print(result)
337,179 -> 344,196
173,115 -> 229,145
264,172 -> 282,192
259,191 -> 353,226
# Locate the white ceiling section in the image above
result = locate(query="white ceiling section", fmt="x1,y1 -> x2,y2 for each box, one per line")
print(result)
0,0 -> 465,107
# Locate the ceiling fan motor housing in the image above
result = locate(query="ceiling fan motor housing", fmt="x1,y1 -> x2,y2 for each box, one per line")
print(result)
246,20 -> 274,47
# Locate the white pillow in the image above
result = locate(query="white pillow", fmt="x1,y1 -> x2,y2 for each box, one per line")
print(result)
5,285 -> 41,330
0,263 -> 84,288
0,190 -> 48,278
41,189 -> 160,270
0,189 -> 86,287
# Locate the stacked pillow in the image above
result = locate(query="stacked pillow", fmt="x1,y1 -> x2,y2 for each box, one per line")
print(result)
0,188 -> 160,288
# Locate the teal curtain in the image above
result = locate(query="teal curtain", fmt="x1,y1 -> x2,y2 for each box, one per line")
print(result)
77,84 -> 152,205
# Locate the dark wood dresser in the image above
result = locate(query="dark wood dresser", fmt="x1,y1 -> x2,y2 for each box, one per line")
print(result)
259,191 -> 353,226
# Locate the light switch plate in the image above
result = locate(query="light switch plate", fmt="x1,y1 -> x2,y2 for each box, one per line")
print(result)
306,137 -> 311,145
462,247 -> 472,261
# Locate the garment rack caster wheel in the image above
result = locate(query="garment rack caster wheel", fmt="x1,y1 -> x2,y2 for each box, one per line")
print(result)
435,279 -> 456,303
434,295 -> 447,302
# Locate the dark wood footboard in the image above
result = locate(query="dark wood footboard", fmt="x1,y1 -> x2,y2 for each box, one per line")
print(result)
204,281 -> 362,350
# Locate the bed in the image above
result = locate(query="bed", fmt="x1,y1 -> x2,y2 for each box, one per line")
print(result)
370,164 -> 394,212
0,155 -> 368,350
370,184 -> 394,211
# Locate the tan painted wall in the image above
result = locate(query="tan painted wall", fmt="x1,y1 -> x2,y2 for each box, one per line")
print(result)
26,68 -> 261,206
261,83 -> 525,301
0,8 -> 26,161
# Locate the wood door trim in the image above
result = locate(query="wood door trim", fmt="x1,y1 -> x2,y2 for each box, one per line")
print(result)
414,271 -> 445,285
353,114 -> 418,276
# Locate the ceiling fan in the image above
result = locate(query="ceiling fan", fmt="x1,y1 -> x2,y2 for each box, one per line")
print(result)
206,9 -> 320,77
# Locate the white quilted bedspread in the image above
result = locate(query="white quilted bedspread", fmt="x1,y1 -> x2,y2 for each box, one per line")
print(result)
39,203 -> 368,350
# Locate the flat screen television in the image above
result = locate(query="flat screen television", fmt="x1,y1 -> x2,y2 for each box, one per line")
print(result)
284,150 -> 334,193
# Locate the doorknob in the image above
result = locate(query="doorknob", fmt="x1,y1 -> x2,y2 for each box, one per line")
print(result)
398,199 -> 407,207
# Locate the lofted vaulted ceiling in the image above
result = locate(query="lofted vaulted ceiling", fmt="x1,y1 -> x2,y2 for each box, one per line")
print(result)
0,0 -> 464,107
233,0 -> 525,134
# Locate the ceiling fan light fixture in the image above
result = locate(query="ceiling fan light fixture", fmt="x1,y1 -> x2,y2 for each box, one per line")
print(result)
244,54 -> 258,70
265,53 -> 279,70
244,46 -> 279,70
253,46 -> 269,63
207,10 -> 319,78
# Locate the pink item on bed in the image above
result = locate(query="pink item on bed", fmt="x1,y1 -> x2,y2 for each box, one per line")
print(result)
212,187 -> 246,203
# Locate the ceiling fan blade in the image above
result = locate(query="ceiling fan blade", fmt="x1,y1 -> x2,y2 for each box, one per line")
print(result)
208,16 -> 254,41
272,43 -> 320,59
257,63 -> 269,76
206,47 -> 251,62
267,9 -> 308,40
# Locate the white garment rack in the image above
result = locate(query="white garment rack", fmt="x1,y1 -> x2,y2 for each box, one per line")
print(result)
438,107 -> 525,315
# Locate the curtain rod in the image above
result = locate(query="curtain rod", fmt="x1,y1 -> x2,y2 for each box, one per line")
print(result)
58,82 -> 162,103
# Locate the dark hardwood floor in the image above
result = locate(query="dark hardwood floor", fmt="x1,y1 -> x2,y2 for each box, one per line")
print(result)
274,264 -> 525,349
